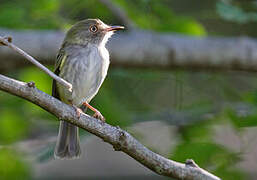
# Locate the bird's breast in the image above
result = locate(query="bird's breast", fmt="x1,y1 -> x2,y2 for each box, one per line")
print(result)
71,46 -> 109,105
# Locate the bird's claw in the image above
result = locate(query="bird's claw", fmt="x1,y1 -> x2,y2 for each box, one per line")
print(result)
72,105 -> 83,119
93,111 -> 105,122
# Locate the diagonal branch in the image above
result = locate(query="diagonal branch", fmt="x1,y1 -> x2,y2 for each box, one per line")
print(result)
0,74 -> 220,180
0,36 -> 72,92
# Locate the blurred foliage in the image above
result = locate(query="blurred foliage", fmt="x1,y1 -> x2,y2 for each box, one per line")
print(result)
0,0 -> 206,36
114,0 -> 206,35
37,144 -> 55,163
92,83 -> 132,127
227,108 -> 257,128
0,110 -> 28,144
0,149 -> 31,180
0,90 -> 30,144
217,0 -> 257,24
171,119 -> 247,180
0,0 -> 62,29
60,0 -> 116,28
19,67 -> 54,118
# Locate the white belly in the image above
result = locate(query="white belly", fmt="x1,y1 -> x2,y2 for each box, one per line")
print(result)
57,45 -> 109,106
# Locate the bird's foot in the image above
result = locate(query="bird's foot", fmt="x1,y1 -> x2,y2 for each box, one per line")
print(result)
93,111 -> 105,122
82,102 -> 105,122
72,105 -> 83,119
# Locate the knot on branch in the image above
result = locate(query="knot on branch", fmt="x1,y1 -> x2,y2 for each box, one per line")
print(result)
27,81 -> 35,88
0,36 -> 12,46
113,127 -> 127,151
155,166 -> 164,175
185,159 -> 199,168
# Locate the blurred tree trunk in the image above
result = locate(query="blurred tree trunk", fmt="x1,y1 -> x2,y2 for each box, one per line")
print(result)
1,29 -> 257,72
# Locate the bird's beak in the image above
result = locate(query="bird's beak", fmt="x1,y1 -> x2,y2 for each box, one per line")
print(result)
105,25 -> 125,32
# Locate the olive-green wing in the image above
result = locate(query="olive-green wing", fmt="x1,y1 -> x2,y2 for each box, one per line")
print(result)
52,48 -> 66,99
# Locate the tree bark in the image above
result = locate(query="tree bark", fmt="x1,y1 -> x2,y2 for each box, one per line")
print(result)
0,74 -> 220,180
1,29 -> 257,72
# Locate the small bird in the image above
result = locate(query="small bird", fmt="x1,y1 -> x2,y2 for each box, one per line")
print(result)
52,19 -> 124,159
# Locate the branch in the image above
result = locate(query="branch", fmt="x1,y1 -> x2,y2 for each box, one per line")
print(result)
98,0 -> 136,29
0,35 -> 72,92
1,29 -> 257,73
0,74 -> 220,180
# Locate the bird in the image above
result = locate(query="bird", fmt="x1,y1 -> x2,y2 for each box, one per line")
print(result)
52,18 -> 124,159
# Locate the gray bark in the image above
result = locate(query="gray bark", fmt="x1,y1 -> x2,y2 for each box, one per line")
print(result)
0,74 -> 220,180
1,28 -> 257,72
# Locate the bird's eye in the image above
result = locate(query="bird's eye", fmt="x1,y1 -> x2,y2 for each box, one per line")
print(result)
90,25 -> 98,33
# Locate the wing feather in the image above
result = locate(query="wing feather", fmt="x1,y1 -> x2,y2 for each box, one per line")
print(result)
52,48 -> 66,99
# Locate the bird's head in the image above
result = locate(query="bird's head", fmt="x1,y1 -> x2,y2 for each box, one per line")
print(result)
64,19 -> 124,46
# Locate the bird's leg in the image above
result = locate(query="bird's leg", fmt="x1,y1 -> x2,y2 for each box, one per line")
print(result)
82,102 -> 105,122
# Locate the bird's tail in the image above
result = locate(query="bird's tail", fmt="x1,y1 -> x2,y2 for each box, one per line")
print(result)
54,121 -> 81,159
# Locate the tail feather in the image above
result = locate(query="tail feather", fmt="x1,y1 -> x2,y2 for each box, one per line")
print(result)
54,121 -> 81,159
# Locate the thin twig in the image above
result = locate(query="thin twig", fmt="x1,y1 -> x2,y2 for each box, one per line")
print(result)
0,74 -> 220,180
98,0 -> 136,29
0,36 -> 72,92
